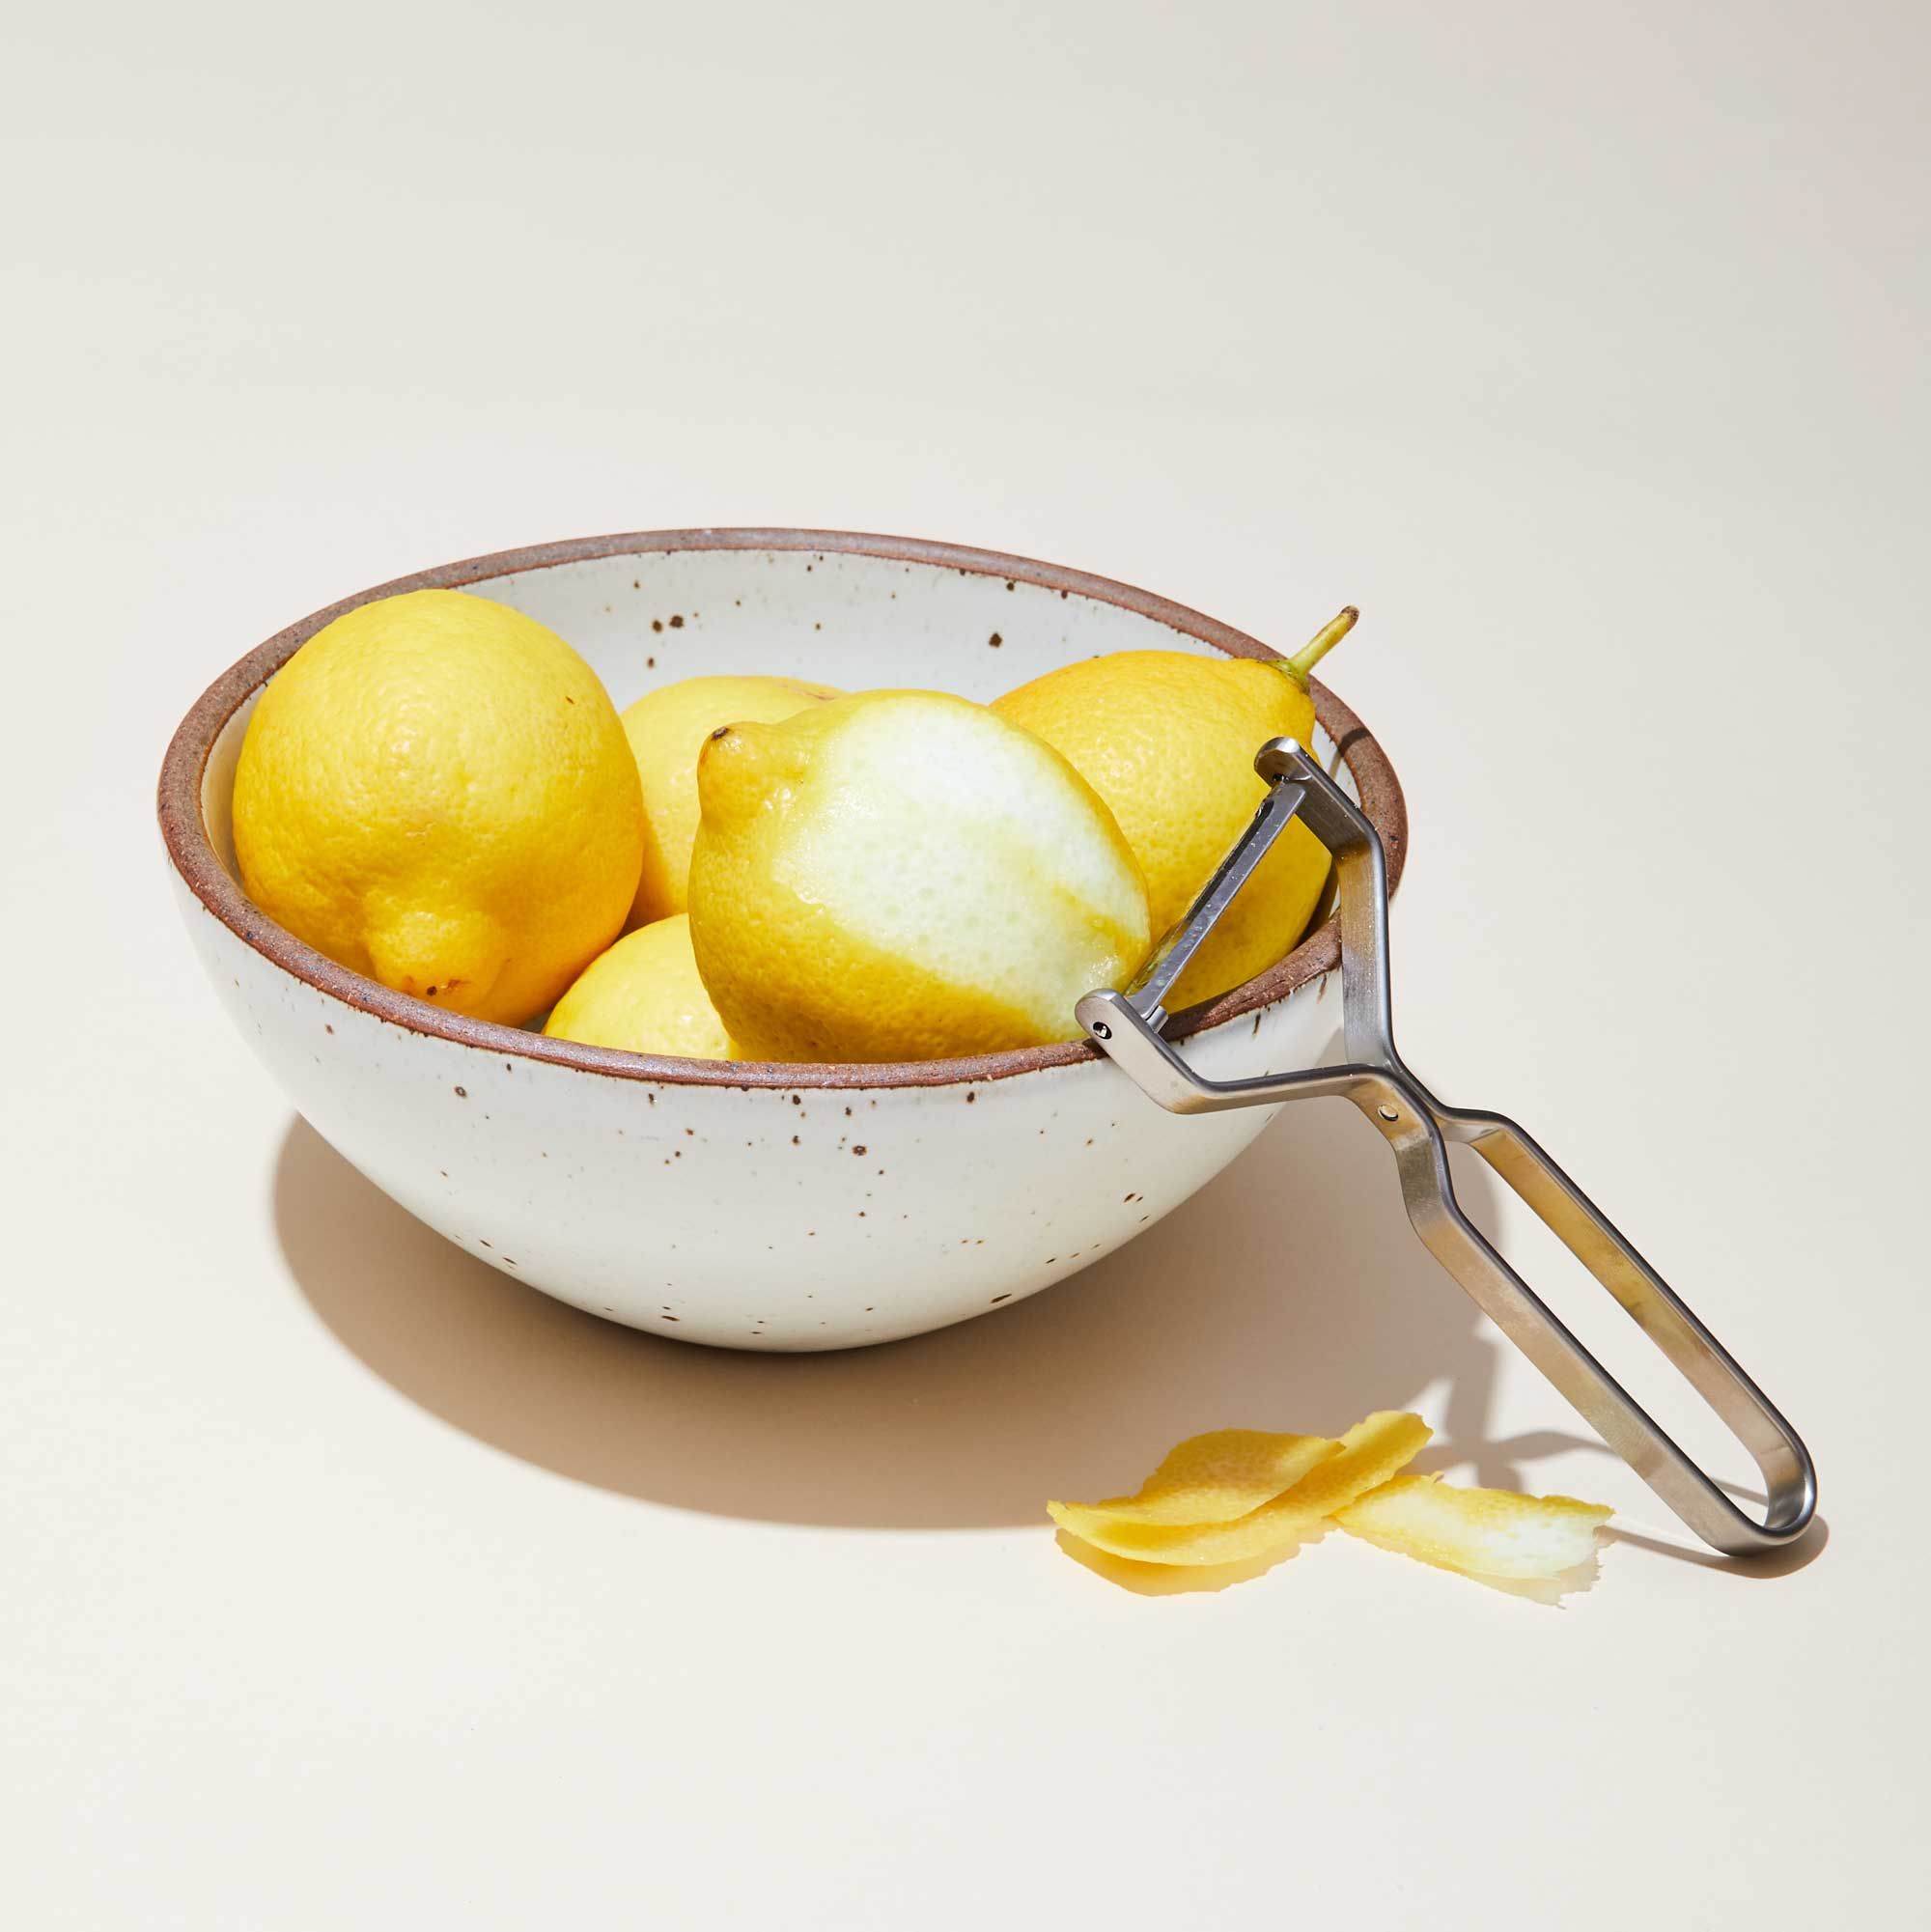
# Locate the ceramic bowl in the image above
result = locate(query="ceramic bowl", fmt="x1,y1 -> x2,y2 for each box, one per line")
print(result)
160,530 -> 1407,1350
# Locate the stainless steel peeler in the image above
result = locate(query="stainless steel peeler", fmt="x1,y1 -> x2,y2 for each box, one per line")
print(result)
1077,739 -> 1817,1558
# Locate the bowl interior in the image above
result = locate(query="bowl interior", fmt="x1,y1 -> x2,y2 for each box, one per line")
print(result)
172,531 -> 1405,1087
198,540 -> 1357,888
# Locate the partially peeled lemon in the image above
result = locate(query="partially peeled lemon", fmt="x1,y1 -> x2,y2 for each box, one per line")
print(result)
687,689 -> 1151,1062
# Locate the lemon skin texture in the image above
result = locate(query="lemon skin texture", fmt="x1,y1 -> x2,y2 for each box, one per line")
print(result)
621,673 -> 841,929
687,690 -> 1151,1063
232,588 -> 644,1026
544,914 -> 736,1059
993,651 -> 1329,1008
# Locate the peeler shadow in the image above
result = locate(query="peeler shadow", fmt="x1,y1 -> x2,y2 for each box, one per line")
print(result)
274,1097 -> 1640,1533
1600,1518 -> 1830,1576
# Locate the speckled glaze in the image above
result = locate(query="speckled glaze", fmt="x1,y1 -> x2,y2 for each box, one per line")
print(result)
159,531 -> 1407,1349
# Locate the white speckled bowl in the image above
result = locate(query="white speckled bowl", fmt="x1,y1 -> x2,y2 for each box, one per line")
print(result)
160,531 -> 1407,1349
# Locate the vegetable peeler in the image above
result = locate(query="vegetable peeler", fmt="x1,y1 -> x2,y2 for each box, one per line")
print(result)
1077,738 -> 1817,1558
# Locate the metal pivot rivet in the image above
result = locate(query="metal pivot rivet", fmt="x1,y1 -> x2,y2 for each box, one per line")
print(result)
1378,1104 -> 1400,1121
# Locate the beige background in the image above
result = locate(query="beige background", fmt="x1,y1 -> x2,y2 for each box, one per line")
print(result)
5,2 -> 1928,1925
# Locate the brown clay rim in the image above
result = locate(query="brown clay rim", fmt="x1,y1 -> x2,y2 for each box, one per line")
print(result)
158,528 -> 1408,1090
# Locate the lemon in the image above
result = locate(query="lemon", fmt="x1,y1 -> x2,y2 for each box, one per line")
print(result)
544,914 -> 735,1059
233,588 -> 644,1026
992,610 -> 1355,1008
687,690 -> 1151,1062
621,673 -> 841,928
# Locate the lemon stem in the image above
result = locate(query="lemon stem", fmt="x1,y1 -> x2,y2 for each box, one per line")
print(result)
1281,606 -> 1358,688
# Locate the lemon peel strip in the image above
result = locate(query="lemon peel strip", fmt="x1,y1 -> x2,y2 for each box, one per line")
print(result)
1054,1412 -> 1432,1567
1334,1473 -> 1612,1581
1048,1429 -> 1341,1543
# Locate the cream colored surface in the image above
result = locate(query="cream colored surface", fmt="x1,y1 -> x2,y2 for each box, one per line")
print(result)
4,2 -> 1927,1926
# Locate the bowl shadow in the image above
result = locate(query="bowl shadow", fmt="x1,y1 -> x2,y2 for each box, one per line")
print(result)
273,1090 -> 1634,1530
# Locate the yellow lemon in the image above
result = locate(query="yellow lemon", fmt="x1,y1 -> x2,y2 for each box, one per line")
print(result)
233,588 -> 644,1026
992,609 -> 1355,1008
687,690 -> 1151,1062
621,673 -> 841,927
544,914 -> 735,1059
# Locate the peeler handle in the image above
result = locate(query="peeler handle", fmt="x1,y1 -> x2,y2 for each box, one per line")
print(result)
1076,738 -> 1817,1558
1411,1098 -> 1817,1553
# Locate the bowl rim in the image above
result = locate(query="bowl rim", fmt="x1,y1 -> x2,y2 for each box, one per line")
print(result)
158,527 -> 1407,1090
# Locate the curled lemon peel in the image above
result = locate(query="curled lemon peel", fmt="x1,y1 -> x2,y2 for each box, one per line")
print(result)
1049,1413 -> 1613,1593
1050,1412 -> 1431,1567
1335,1473 -> 1613,1582
1048,1428 -> 1341,1541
